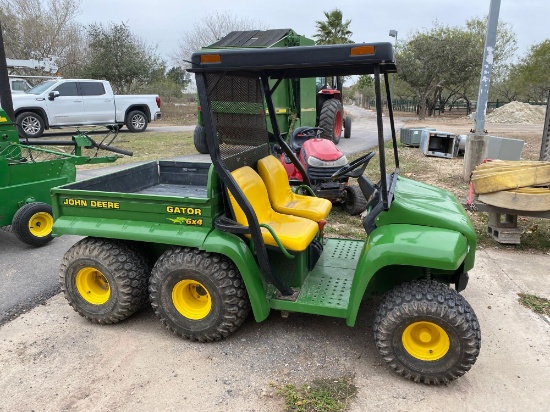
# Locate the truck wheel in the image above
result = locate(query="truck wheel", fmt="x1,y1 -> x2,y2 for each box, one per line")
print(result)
12,202 -> 54,246
344,116 -> 352,139
194,125 -> 208,154
374,280 -> 481,385
59,237 -> 150,324
16,111 -> 45,138
319,99 -> 343,145
126,110 -> 148,133
149,247 -> 250,342
342,185 -> 367,215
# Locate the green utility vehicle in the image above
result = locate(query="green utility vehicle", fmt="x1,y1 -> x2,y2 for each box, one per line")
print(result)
54,42 -> 480,384
194,29 -> 350,153
0,108 -> 128,246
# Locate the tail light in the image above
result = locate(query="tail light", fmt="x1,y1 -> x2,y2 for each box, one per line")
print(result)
156,96 -> 161,108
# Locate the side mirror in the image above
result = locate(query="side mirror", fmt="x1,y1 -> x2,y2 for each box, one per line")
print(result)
48,91 -> 60,101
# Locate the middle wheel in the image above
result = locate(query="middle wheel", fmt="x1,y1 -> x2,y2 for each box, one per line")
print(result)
149,247 -> 250,342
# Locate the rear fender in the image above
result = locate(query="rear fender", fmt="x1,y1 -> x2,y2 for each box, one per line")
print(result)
345,224 -> 468,326
202,229 -> 270,322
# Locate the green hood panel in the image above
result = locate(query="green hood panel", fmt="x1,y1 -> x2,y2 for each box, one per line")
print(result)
376,176 -> 476,270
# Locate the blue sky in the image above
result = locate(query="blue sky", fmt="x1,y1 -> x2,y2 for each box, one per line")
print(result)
76,0 -> 549,64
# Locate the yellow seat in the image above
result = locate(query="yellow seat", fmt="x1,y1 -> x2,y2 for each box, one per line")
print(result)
228,166 -> 318,252
257,155 -> 332,222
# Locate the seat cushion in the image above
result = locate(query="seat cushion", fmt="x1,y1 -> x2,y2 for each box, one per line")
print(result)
257,155 -> 332,222
228,166 -> 318,251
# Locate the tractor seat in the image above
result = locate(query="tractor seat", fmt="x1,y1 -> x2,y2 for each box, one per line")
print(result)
257,155 -> 332,222
228,166 -> 319,252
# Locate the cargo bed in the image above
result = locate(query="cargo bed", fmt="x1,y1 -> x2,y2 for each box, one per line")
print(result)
51,161 -> 221,240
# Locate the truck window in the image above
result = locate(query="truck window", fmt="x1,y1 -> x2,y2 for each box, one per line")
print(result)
12,80 -> 30,92
27,80 -> 57,95
80,82 -> 106,96
53,82 -> 79,97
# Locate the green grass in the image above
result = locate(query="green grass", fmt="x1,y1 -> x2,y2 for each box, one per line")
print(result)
276,376 -> 357,412
518,293 -> 550,316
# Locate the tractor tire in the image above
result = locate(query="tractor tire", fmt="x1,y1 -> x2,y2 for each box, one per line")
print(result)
16,111 -> 45,138
12,202 -> 54,247
319,99 -> 344,145
342,185 -> 367,215
374,280 -> 481,385
193,125 -> 209,154
149,247 -> 250,342
344,116 -> 352,139
59,237 -> 151,324
126,110 -> 148,133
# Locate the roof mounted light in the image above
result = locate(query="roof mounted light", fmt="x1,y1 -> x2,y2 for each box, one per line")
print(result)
350,46 -> 375,56
200,54 -> 221,64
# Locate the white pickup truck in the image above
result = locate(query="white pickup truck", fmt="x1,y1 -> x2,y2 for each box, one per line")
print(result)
10,79 -> 162,138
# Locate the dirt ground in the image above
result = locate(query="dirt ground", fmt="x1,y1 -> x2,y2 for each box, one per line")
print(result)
1,108 -> 549,411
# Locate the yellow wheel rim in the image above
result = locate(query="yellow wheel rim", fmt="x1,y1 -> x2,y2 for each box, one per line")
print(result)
172,279 -> 212,320
75,267 -> 111,305
402,321 -> 450,361
28,212 -> 53,238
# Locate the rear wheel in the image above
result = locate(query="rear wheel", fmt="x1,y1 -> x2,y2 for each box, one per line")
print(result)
59,237 -> 150,324
344,116 -> 352,139
193,125 -> 208,154
16,111 -> 45,138
12,202 -> 54,246
319,99 -> 343,145
149,247 -> 250,342
126,110 -> 148,132
374,280 -> 481,384
342,185 -> 367,215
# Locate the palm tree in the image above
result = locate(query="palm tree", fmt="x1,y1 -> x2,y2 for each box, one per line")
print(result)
313,8 -> 353,45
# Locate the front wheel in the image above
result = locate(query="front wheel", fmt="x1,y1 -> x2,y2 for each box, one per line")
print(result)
16,111 -> 45,138
342,185 -> 366,215
126,110 -> 148,132
374,280 -> 481,384
149,247 -> 250,342
344,116 -> 352,139
12,202 -> 54,246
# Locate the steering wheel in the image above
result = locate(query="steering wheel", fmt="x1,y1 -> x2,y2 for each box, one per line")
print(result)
331,151 -> 375,179
300,127 -> 323,136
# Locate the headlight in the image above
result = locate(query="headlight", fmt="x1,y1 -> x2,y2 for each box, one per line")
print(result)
307,155 -> 348,168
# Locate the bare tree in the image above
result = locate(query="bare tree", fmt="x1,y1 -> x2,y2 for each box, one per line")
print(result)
0,0 -> 85,75
173,11 -> 266,66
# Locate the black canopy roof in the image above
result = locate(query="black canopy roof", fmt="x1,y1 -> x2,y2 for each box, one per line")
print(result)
188,42 -> 396,78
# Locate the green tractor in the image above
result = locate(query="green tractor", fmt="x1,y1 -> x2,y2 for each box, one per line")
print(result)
0,108 -> 129,246
193,29 -> 351,154
53,42 -> 480,384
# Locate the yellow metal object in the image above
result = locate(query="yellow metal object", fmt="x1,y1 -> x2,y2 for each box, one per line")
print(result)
75,267 -> 111,305
402,321 -> 450,361
172,279 -> 212,320
472,161 -> 550,194
28,212 -> 53,238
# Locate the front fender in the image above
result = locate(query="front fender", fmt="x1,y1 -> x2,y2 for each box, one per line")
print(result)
202,229 -> 270,322
346,224 -> 468,326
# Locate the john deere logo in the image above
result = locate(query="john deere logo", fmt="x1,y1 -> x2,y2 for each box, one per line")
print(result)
0,116 -> 7,123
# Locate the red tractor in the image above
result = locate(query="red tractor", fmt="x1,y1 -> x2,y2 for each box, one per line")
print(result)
316,76 -> 352,144
275,126 -> 367,215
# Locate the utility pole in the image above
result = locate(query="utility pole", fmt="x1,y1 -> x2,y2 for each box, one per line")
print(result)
463,0 -> 501,181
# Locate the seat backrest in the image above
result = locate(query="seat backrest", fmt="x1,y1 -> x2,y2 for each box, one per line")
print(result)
257,155 -> 294,209
228,166 -> 272,225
